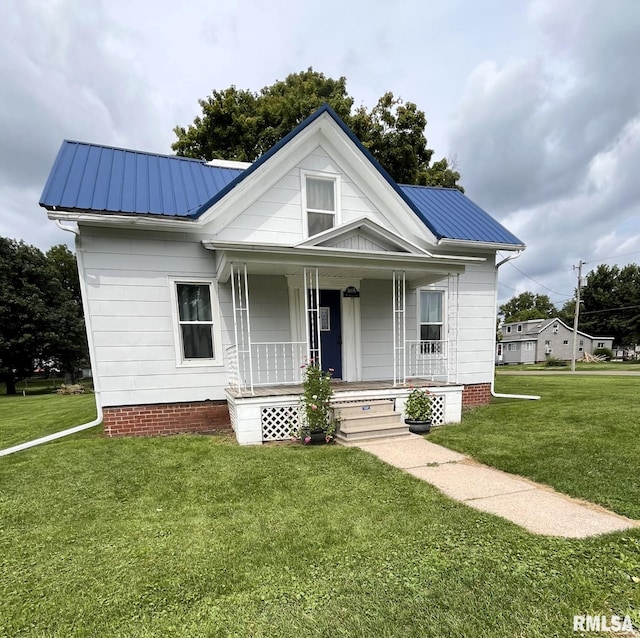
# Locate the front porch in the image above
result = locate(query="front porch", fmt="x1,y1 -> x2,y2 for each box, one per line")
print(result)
226,379 -> 463,445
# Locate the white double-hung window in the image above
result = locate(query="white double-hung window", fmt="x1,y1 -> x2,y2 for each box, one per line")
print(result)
419,290 -> 444,341
303,173 -> 339,237
419,290 -> 444,354
171,279 -> 222,366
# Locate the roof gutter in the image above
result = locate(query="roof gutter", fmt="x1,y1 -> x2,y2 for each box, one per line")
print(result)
45,208 -> 201,231
438,237 -> 526,252
0,222 -> 103,457
492,251 -> 540,401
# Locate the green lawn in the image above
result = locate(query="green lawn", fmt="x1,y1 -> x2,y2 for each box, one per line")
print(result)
1,387 -> 639,636
0,391 -> 97,449
497,360 -> 640,372
430,375 -> 640,519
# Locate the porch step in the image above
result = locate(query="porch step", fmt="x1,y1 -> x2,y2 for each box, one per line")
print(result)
335,401 -> 409,443
332,399 -> 395,419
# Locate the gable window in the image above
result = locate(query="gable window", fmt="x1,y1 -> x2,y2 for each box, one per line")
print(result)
306,176 -> 336,236
171,279 -> 222,366
506,326 -> 512,333
517,325 -> 523,332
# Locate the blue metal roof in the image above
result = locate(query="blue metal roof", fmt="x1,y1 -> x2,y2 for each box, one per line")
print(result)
40,141 -> 243,217
40,106 -> 523,247
399,185 -> 523,246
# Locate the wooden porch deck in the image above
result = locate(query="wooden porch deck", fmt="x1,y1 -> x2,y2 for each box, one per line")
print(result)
226,378 -> 449,398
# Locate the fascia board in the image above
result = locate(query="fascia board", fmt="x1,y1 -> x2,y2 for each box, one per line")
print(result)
295,216 -> 433,255
197,119 -> 327,232
198,112 -> 440,245
203,240 -> 482,267
316,125 -> 439,244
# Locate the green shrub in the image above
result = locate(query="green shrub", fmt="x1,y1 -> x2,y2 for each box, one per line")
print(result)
544,356 -> 566,367
593,347 -> 613,360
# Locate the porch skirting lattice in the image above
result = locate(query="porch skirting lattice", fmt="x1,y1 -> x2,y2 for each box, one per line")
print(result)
227,382 -> 458,444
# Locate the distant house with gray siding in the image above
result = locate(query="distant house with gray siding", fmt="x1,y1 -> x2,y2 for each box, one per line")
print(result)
500,318 -> 614,364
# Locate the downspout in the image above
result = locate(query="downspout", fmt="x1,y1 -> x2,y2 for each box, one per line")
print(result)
491,251 -> 540,400
0,220 -> 103,457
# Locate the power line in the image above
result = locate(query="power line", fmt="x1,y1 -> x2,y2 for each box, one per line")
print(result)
589,249 -> 640,264
581,304 -> 640,315
506,261 -> 572,297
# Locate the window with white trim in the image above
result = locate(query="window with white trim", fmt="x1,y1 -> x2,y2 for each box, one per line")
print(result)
172,281 -> 221,364
507,343 -> 517,351
597,342 -> 605,348
517,325 -> 523,332
304,174 -> 337,237
525,342 -> 534,351
506,326 -> 512,333
419,290 -> 444,354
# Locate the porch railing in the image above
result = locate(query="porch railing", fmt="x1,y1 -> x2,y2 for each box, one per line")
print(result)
405,340 -> 448,382
227,342 -> 306,392
227,339 -> 449,392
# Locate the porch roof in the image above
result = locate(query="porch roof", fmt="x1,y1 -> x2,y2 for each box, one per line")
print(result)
204,239 -> 483,284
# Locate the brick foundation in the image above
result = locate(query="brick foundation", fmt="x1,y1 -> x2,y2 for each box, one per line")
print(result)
103,400 -> 231,437
462,383 -> 492,407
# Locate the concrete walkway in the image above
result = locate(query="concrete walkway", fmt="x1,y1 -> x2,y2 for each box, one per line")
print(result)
351,435 -> 639,538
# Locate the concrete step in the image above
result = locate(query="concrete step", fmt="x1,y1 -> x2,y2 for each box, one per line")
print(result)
338,412 -> 403,433
332,399 -> 395,419
336,424 -> 411,443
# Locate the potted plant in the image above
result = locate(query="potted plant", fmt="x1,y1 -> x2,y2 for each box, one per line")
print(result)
294,362 -> 338,444
404,387 -> 433,434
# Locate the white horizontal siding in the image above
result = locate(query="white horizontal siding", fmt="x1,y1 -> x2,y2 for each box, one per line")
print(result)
81,227 -> 231,407
455,261 -> 497,385
216,145 -> 396,244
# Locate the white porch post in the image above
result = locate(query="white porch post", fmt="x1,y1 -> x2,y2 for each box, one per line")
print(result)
230,263 -> 254,394
393,271 -> 406,387
304,267 -> 321,368
447,273 -> 459,384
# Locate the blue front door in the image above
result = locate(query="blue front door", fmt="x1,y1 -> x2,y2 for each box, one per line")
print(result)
319,289 -> 343,379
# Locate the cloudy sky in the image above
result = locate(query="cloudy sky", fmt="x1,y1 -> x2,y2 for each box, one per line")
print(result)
2,0 -> 639,307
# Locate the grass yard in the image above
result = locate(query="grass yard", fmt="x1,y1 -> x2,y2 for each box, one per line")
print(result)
497,361 -> 640,372
0,390 -> 97,449
1,384 -> 639,637
430,375 -> 640,520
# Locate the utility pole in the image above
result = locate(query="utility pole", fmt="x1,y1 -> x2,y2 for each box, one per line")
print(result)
571,260 -> 586,372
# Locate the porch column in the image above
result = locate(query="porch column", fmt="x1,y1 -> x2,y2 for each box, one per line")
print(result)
230,263 -> 254,394
392,271 -> 406,386
447,273 -> 459,384
303,267 -> 321,368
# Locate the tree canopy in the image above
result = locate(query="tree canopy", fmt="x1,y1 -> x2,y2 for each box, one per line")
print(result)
578,263 -> 640,346
0,239 -> 87,394
173,68 -> 462,190
499,291 -> 557,323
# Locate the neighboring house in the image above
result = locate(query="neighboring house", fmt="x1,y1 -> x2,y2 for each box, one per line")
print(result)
40,105 -> 524,444
500,318 -> 614,364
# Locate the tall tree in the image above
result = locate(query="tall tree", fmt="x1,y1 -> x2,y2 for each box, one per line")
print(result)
579,264 -> 640,346
173,69 -> 462,190
499,291 -> 557,323
0,239 -> 86,394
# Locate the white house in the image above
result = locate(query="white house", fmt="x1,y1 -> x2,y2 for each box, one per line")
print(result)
40,105 -> 524,444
